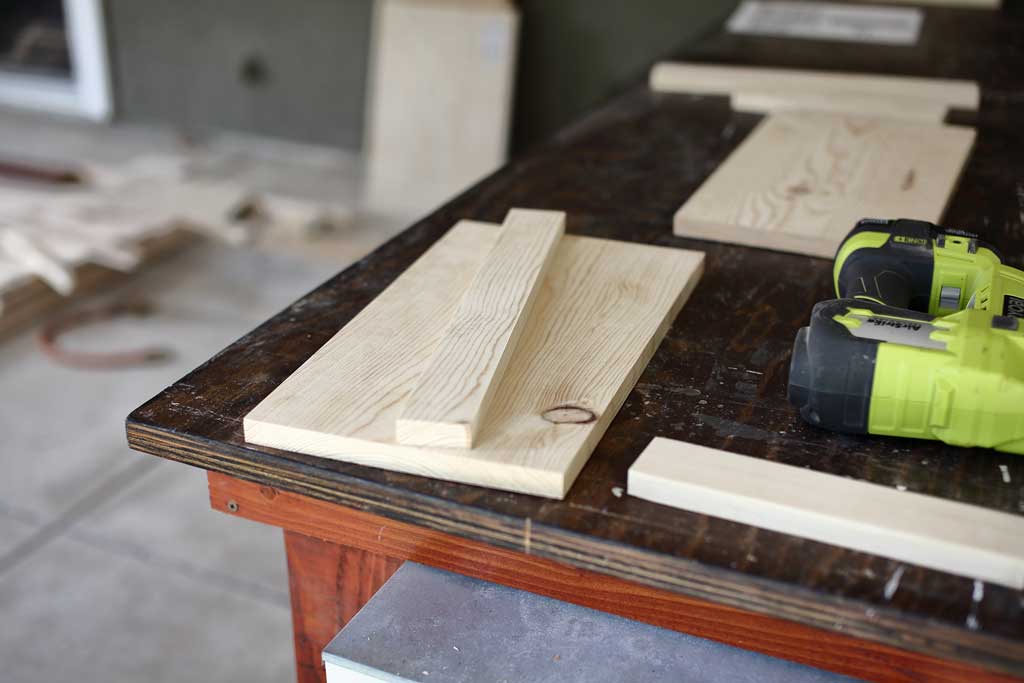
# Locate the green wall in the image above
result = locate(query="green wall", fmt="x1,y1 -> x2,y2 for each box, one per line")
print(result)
511,1 -> 736,152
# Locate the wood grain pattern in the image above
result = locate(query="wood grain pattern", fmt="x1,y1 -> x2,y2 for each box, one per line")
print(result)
284,530 -> 402,683
650,62 -> 980,111
214,473 -> 1022,683
629,437 -> 1024,589
396,208 -> 564,448
729,91 -> 949,122
673,111 -> 975,258
244,220 -> 703,498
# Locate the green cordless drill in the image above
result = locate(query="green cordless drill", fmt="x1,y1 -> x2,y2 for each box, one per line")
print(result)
787,218 -> 1024,454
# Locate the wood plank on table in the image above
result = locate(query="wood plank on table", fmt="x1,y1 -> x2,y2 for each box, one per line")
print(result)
211,472 -> 1021,683
649,62 -> 980,111
673,111 -> 975,258
244,220 -> 704,498
729,91 -> 949,122
396,208 -> 564,448
629,437 -> 1024,590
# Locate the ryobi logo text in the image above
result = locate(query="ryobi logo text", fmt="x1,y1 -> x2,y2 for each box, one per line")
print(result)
866,318 -> 923,331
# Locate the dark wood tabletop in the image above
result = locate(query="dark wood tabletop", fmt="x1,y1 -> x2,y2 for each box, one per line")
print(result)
127,4 -> 1024,677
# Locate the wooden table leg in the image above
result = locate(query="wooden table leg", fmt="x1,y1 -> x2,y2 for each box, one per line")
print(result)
284,530 -> 403,683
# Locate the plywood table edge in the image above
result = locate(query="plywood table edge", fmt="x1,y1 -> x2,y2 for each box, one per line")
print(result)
125,417 -> 1024,678
206,470 -> 1023,683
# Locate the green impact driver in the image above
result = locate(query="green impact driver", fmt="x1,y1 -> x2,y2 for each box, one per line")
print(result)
787,218 -> 1024,454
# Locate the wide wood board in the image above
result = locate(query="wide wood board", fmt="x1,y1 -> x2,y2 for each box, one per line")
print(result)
244,220 -> 704,498
674,111 -> 975,258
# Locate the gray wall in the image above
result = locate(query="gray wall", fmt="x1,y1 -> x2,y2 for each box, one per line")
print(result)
106,0 -> 373,148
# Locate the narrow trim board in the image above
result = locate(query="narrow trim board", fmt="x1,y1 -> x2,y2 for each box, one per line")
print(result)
649,62 -> 979,112
244,221 -> 704,498
673,111 -> 976,258
396,209 -> 564,448
628,437 -> 1024,590
729,92 -> 949,123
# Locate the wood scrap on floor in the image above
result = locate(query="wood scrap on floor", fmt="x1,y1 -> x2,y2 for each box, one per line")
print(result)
672,111 -> 975,258
396,209 -> 564,448
0,152 -> 351,338
627,437 -> 1024,590
0,229 -> 194,340
244,217 -> 704,499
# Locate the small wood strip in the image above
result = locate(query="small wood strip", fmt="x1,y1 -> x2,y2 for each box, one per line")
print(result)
210,472 -> 1022,683
396,209 -> 564,448
650,62 -> 980,111
629,438 -> 1024,589
729,91 -> 950,122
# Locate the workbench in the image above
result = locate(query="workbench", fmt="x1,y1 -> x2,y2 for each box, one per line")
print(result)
127,6 -> 1024,683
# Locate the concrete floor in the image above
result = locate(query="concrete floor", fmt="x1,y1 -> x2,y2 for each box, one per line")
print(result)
0,112 -> 410,682
0,243 -> 361,682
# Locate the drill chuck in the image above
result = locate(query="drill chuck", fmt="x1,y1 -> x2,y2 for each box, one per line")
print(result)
787,299 -> 880,435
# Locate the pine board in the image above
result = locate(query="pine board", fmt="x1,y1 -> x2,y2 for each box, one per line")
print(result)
244,221 -> 704,498
650,62 -> 979,111
396,209 -> 564,448
729,91 -> 949,122
364,0 -> 518,215
673,111 -> 975,258
629,438 -> 1024,590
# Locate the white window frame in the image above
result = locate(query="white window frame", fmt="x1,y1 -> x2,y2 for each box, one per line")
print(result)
0,0 -> 112,120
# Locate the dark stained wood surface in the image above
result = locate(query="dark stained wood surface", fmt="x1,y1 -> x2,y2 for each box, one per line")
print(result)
128,5 -> 1024,678
218,473 -> 1021,683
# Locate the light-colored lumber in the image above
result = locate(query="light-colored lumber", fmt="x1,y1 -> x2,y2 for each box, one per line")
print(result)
628,437 -> 1024,590
244,221 -> 703,498
674,111 -> 975,258
650,62 -> 979,112
396,209 -> 564,448
729,91 -> 948,122
364,0 -> 519,216
855,0 -> 998,8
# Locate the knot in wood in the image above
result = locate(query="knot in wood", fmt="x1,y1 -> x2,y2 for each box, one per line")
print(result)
542,405 -> 597,424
